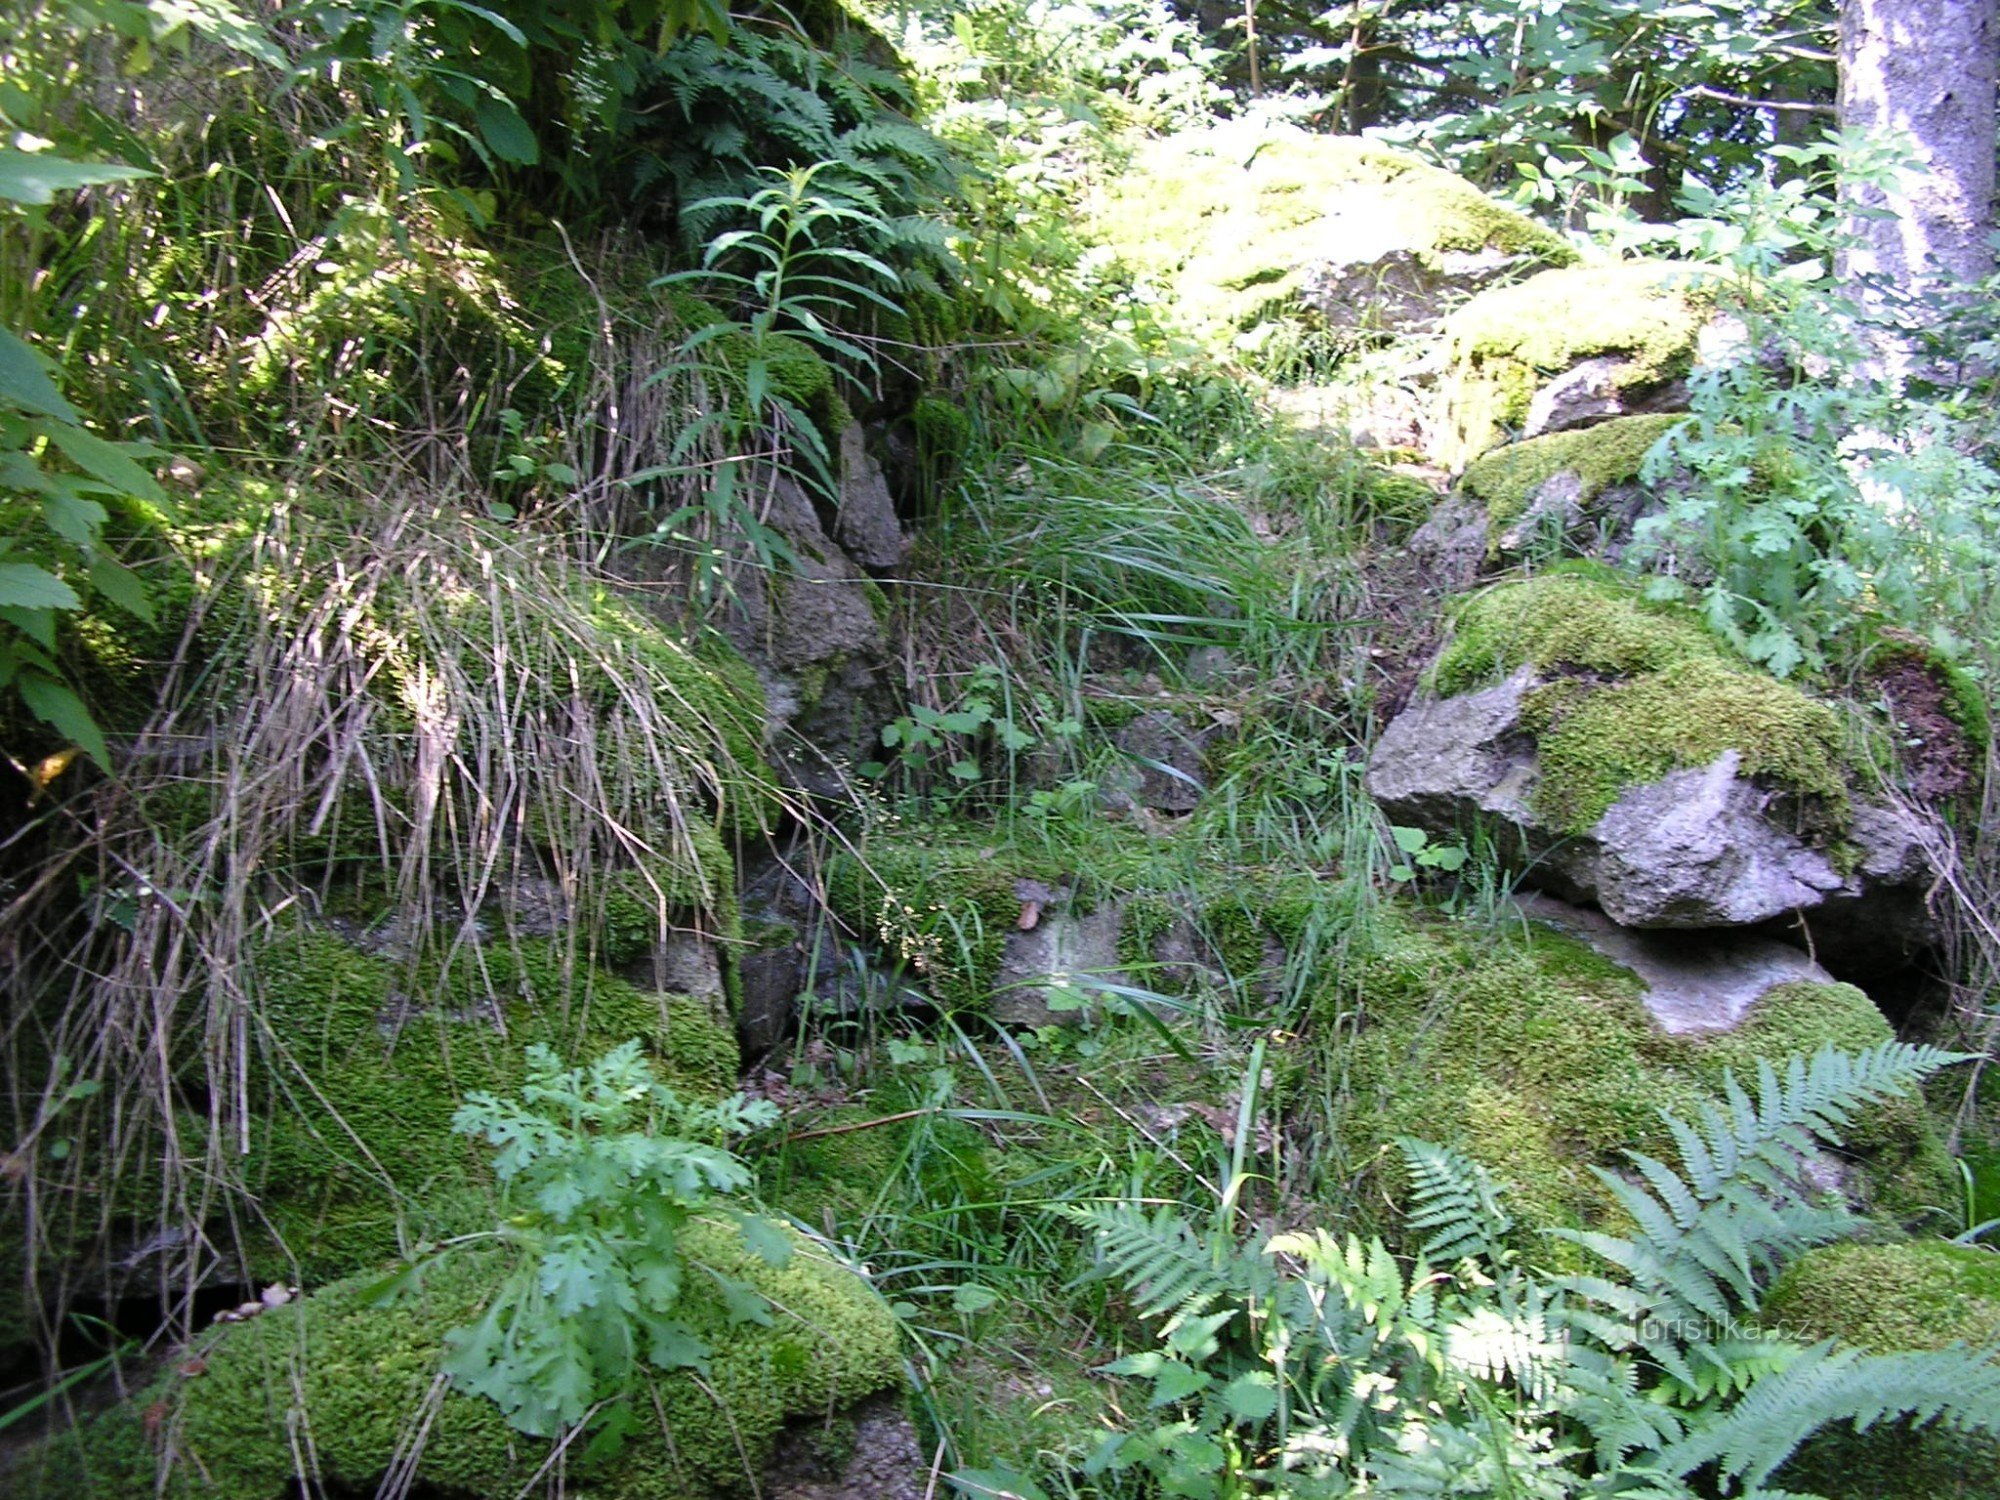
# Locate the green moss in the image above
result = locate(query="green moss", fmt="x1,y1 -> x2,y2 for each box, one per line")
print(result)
241,927 -> 741,1284
1430,570 -> 1724,696
1460,414 -> 1686,529
1091,120 -> 1572,339
1429,573 -> 1852,836
1440,261 -> 1714,460
1319,912 -> 1942,1255
1766,1239 -> 2000,1352
825,839 -> 1024,1012
8,1221 -> 901,1499
665,290 -> 851,439
1524,656 -> 1849,834
1763,1240 -> 2000,1500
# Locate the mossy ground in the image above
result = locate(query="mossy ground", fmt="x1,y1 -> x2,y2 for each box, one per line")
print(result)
240,927 -> 742,1285
1430,571 -> 1853,835
1763,1240 -> 2000,1500
1311,911 -> 1951,1251
6,1221 -> 901,1500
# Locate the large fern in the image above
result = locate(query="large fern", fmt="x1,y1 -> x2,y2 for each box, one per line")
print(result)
1063,1201 -> 1266,1320
1653,1340 -> 2000,1492
1399,1136 -> 1516,1265
1556,1043 -> 1965,1358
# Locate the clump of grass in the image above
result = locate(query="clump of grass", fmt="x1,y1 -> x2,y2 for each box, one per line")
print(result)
1,480 -> 793,1355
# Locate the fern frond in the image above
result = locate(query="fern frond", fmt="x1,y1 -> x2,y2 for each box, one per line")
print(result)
1064,1202 -> 1250,1320
1558,1043 -> 1966,1332
1398,1137 -> 1515,1265
1655,1340 -> 2000,1490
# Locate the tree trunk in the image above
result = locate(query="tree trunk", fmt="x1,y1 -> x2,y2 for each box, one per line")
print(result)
1838,0 -> 1999,296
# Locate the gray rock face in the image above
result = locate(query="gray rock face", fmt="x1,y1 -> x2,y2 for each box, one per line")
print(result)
1519,892 -> 1837,1033
991,884 -> 1128,1027
1301,244 -> 1528,336
1406,495 -> 1489,594
1522,356 -> 1689,438
717,469 -> 894,797
1110,709 -> 1209,813
835,423 -> 908,570
1367,671 -> 1941,958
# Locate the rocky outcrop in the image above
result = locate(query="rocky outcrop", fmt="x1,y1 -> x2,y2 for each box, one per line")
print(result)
1517,892 -> 1843,1034
1437,260 -> 1714,463
716,462 -> 896,798
1089,120 -> 1573,342
1367,664 -> 1941,962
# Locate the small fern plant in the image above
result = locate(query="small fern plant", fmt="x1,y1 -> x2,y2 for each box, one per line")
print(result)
1056,1040 -> 2000,1498
435,1040 -> 782,1437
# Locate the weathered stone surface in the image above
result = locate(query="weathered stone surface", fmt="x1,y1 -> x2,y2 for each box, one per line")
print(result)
1406,494 -> 1489,593
835,422 -> 908,570
1110,709 -> 1209,813
1301,243 -> 1528,336
1518,892 -> 1837,1033
1588,753 -> 1848,927
1367,671 -> 1941,959
991,889 -> 1128,1027
717,470 -> 894,797
1522,355 -> 1689,438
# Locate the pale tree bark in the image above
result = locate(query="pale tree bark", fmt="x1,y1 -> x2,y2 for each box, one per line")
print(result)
1838,0 -> 1999,298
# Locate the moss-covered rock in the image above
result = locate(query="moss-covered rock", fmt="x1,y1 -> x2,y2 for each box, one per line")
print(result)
1090,120 -> 1572,344
1317,912 -> 1950,1252
240,927 -> 742,1284
1459,413 -> 1685,532
1763,1240 -> 2000,1500
1440,261 -> 1715,462
6,1220 -> 902,1499
1426,571 -> 1851,837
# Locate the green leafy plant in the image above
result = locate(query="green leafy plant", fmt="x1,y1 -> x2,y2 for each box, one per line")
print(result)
1631,142 -> 2000,681
1385,823 -> 1470,882
436,1040 -> 783,1437
1052,1042 -> 2000,1498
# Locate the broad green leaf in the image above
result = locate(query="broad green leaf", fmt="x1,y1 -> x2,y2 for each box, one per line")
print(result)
473,96 -> 539,165
726,1210 -> 794,1269
0,605 -> 59,651
1148,1358 -> 1210,1406
19,674 -> 111,767
0,149 -> 153,206
0,329 -> 77,420
1391,825 -> 1431,855
951,1283 -> 1001,1315
1221,1371 -> 1278,1424
44,423 -> 166,502
711,1270 -> 773,1326
44,491 -> 109,548
86,557 -> 156,624
0,563 -> 81,612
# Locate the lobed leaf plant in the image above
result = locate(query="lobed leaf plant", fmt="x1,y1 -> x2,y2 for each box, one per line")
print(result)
422,1040 -> 784,1437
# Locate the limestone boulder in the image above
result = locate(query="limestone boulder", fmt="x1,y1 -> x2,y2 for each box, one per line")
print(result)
1089,120 -> 1573,343
1367,664 -> 1942,965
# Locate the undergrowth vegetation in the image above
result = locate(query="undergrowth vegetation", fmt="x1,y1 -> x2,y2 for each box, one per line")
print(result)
4,1 -> 2000,1498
